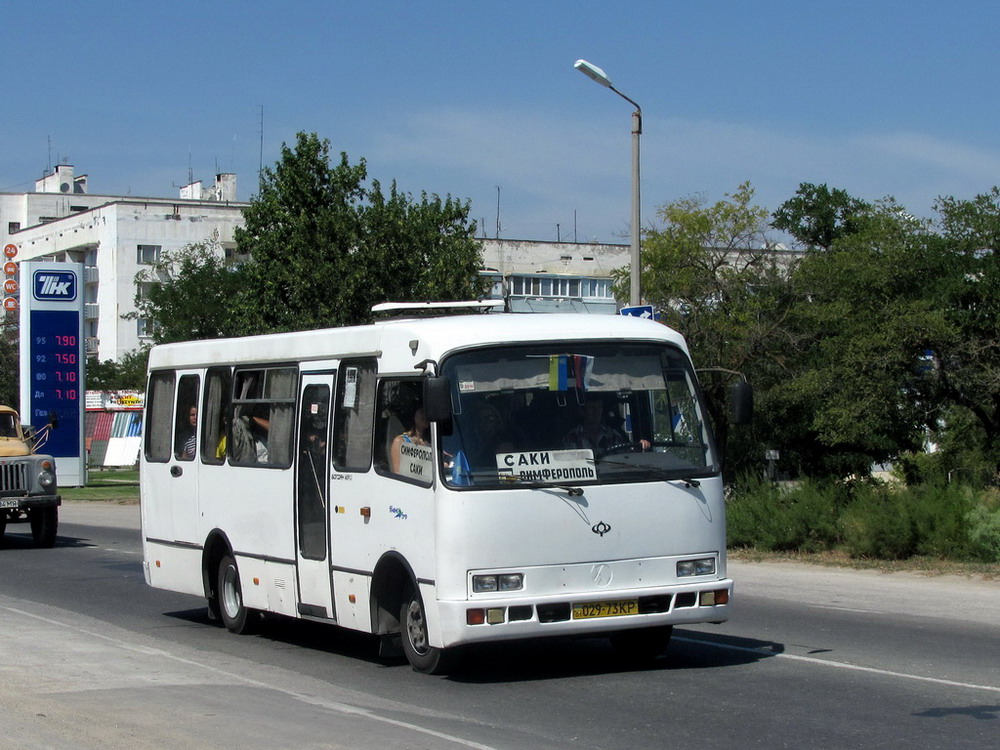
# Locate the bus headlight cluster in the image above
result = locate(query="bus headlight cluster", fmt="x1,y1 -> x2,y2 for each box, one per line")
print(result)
472,573 -> 523,593
676,557 -> 715,577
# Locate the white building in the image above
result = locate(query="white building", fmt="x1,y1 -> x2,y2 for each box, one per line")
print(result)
479,238 -> 626,314
2,166 -> 246,362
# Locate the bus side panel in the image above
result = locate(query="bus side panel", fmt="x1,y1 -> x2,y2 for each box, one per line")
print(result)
331,570 -> 371,631
140,468 -> 174,549
233,555 -> 298,617
329,471 -> 437,632
198,463 -> 296,613
144,541 -> 205,598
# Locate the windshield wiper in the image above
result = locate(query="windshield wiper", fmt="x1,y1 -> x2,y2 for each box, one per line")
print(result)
595,457 -> 707,487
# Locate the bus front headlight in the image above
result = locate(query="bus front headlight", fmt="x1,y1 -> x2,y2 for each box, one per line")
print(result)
472,573 -> 523,593
676,557 -> 715,577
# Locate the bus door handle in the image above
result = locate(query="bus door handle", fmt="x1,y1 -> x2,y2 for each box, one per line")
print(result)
170,465 -> 183,478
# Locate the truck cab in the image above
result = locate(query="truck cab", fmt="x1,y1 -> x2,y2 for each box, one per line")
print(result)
0,405 -> 60,547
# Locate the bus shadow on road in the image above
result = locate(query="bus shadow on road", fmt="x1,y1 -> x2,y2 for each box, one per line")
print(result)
444,629 -> 778,684
163,608 -> 389,665
161,607 -> 781,682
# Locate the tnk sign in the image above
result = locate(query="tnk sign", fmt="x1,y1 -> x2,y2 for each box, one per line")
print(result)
33,270 -> 77,301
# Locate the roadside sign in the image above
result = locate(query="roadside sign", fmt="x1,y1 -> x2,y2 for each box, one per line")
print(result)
619,304 -> 655,319
4,243 -> 17,258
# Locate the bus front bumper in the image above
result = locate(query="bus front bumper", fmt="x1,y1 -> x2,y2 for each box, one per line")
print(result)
432,578 -> 733,649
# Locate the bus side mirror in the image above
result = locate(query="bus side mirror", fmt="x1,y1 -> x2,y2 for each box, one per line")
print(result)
730,381 -> 753,425
423,376 -> 452,422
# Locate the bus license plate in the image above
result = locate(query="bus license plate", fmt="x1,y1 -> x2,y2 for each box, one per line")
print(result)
0,498 -> 20,509
572,599 -> 638,620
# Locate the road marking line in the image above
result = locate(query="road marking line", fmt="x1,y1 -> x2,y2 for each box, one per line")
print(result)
675,635 -> 1000,694
3,604 -> 496,750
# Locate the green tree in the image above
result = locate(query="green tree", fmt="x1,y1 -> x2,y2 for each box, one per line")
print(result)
86,349 -> 149,391
772,182 -> 871,250
235,132 -> 486,333
778,199 -> 952,476
348,181 -> 487,322
0,312 -> 19,407
129,238 -> 245,344
773,188 -> 1000,477
625,182 -> 793,472
235,133 -> 366,333
930,187 -> 1000,469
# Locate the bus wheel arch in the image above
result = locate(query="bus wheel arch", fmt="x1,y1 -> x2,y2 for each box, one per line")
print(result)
202,530 -> 233,624
370,551 -> 456,674
370,551 -> 416,637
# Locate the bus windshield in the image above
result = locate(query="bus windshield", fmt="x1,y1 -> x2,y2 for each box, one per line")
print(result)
438,342 -> 717,488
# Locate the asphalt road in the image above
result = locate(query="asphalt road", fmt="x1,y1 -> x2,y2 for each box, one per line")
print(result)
0,503 -> 997,749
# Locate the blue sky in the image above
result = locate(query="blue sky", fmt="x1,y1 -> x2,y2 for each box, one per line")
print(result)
4,1 -> 998,243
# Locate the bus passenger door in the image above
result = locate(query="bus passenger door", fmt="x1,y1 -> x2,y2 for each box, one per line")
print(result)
295,374 -> 335,620
169,372 -> 201,544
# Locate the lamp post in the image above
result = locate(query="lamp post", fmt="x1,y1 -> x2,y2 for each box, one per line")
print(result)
574,59 -> 642,307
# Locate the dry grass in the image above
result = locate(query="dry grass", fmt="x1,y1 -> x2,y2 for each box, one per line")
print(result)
729,546 -> 1000,580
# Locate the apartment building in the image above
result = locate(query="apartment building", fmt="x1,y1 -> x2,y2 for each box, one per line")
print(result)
3,165 -> 641,363
2,166 -> 245,361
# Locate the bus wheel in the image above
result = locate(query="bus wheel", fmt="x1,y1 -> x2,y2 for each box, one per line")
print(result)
217,553 -> 258,635
400,590 -> 455,674
610,625 -> 673,664
29,507 -> 58,548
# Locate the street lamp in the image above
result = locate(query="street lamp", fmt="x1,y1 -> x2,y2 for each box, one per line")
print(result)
574,59 -> 643,307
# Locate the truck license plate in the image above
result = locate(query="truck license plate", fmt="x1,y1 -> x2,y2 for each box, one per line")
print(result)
572,599 -> 639,620
0,498 -> 20,509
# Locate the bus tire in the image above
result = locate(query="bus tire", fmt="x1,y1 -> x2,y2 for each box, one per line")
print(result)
217,553 -> 258,635
609,625 -> 673,664
29,507 -> 58,548
400,590 -> 455,674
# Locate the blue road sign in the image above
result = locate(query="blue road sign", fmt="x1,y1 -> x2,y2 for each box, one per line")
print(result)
619,304 -> 656,319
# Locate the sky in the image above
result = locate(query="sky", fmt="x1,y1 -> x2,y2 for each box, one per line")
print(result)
4,1 -> 999,244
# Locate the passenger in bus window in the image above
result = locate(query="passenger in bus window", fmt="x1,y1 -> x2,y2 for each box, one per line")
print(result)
231,409 -> 270,464
215,414 -> 228,459
250,412 -> 270,462
391,406 -> 429,473
177,405 -> 198,460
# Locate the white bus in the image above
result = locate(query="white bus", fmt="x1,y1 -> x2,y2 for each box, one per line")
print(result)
140,307 -> 750,673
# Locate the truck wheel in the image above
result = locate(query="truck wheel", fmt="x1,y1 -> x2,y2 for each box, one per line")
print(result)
29,507 -> 58,548
0,518 -> 6,541
399,589 -> 456,674
217,553 -> 259,634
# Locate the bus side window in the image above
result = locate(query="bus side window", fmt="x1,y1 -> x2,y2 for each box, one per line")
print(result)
376,379 -> 432,485
201,366 -> 231,464
173,374 -> 201,462
231,366 -> 297,468
144,371 -> 175,463
332,359 -> 376,472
